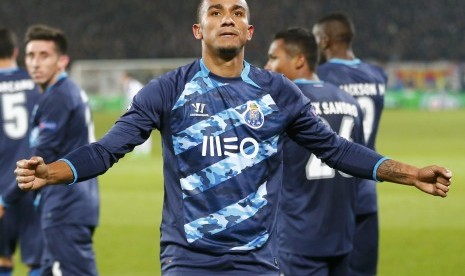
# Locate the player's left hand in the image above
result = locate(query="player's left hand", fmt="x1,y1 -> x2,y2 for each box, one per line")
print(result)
414,165 -> 452,197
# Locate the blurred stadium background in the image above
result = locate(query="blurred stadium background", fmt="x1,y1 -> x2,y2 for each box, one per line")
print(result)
3,0 -> 465,111
3,0 -> 464,275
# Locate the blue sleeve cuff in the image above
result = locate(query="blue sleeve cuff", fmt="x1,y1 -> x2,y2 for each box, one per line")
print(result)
0,195 -> 9,208
373,157 -> 390,182
58,158 -> 78,185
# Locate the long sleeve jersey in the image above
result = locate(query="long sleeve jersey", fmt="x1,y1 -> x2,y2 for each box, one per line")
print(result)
63,59 -> 384,274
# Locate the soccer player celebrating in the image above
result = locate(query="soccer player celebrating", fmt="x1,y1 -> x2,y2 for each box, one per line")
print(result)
313,13 -> 387,276
0,28 -> 42,276
15,1 -> 451,275
265,27 -> 365,276
14,25 -> 100,276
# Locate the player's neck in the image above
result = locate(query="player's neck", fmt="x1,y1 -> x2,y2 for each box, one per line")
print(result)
309,72 -> 320,81
202,51 -> 245,78
293,71 -> 318,82
0,58 -> 17,68
326,47 -> 355,60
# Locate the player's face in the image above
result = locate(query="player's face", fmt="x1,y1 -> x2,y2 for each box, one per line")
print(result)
25,40 -> 68,90
264,39 -> 297,80
193,0 -> 254,57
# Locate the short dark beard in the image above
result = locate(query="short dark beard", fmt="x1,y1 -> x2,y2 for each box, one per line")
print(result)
218,46 -> 242,61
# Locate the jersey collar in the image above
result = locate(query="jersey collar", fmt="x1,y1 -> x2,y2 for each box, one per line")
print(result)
199,59 -> 260,88
0,66 -> 19,74
328,58 -> 361,66
294,78 -> 323,85
44,71 -> 68,94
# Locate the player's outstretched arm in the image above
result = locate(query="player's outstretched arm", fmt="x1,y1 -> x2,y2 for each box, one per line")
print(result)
15,157 -> 74,191
376,159 -> 452,197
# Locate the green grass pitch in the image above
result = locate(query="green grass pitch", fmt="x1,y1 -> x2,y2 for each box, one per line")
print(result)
14,109 -> 465,275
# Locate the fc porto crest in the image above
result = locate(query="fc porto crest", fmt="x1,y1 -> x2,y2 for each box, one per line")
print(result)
243,101 -> 264,129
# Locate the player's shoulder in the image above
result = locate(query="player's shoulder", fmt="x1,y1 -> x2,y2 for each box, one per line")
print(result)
56,76 -> 80,92
361,60 -> 386,73
360,61 -> 388,82
0,67 -> 31,83
161,59 -> 200,82
316,62 -> 346,80
320,59 -> 387,82
48,77 -> 85,108
248,63 -> 294,92
130,60 -> 201,111
310,81 -> 359,104
318,61 -> 337,70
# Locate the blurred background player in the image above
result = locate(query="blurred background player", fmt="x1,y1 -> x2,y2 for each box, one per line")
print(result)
265,27 -> 365,276
313,13 -> 388,276
0,27 -> 42,276
14,24 -> 99,276
121,71 -> 152,156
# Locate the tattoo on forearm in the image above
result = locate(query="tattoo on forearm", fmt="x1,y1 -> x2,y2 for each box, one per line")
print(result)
377,159 -> 411,184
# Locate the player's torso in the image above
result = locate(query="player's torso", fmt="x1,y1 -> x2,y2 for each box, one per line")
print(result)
161,60 -> 290,254
30,76 -> 99,228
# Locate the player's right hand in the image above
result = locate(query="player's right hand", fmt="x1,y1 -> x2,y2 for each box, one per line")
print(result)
15,156 -> 48,191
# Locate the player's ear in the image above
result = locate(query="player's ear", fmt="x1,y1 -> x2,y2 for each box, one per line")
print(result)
193,24 -> 203,40
58,54 -> 70,70
320,35 -> 330,50
295,53 -> 305,69
246,25 -> 254,41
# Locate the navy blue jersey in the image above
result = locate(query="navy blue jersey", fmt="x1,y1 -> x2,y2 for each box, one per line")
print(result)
279,80 -> 365,257
30,74 -> 99,229
0,67 -> 40,201
62,60 -> 384,273
317,59 -> 386,150
317,58 -> 387,214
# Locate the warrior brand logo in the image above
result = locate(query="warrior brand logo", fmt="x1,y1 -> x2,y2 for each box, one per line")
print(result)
201,136 -> 259,159
243,101 -> 264,129
190,103 -> 209,117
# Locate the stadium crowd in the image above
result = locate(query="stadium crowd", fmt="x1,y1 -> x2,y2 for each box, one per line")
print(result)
2,0 -> 465,64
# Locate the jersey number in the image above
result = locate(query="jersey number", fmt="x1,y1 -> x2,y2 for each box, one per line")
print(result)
357,96 -> 375,144
2,92 -> 28,139
80,89 -> 96,143
305,116 -> 354,180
